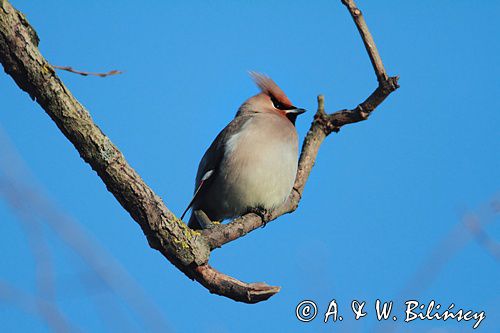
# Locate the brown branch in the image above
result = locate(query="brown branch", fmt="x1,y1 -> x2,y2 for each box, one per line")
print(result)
0,0 -> 398,303
52,65 -> 123,77
203,0 -> 399,250
193,264 -> 281,303
342,0 -> 387,82
0,0 -> 280,303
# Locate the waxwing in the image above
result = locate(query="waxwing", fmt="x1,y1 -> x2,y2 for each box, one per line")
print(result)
182,72 -> 305,229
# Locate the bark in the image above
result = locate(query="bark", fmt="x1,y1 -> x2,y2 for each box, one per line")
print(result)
0,0 -> 398,303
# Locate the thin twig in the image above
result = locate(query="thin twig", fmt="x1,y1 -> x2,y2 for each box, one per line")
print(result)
342,0 -> 387,82
52,65 -> 122,77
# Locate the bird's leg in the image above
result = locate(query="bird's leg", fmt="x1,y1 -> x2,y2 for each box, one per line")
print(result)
249,206 -> 273,228
194,209 -> 217,229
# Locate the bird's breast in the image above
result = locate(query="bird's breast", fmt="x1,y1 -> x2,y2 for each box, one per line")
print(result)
217,114 -> 298,217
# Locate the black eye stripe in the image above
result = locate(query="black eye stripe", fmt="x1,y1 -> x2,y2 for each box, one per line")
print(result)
271,96 -> 294,110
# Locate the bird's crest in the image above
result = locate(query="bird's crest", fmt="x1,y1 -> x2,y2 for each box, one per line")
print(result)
249,72 -> 293,107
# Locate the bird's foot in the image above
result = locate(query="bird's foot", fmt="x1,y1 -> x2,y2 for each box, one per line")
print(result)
249,207 -> 273,228
194,210 -> 217,230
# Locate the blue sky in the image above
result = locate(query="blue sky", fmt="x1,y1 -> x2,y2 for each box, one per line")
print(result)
1,1 -> 499,332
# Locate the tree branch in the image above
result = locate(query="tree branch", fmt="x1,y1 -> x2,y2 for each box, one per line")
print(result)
203,0 -> 399,250
0,2 -> 210,266
0,0 -> 398,303
342,0 -> 387,82
52,65 -> 123,77
0,0 -> 277,303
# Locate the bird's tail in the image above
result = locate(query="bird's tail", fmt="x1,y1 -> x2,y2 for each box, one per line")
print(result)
187,212 -> 201,230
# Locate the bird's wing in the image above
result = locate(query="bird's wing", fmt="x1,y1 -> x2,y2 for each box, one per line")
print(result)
180,115 -> 251,220
180,170 -> 213,219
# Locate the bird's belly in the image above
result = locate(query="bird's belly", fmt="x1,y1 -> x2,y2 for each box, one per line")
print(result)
215,139 -> 298,219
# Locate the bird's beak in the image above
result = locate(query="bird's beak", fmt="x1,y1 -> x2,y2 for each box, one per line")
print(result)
284,107 -> 306,125
286,107 -> 306,115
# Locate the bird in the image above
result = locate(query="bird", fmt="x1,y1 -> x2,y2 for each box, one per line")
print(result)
181,72 -> 305,229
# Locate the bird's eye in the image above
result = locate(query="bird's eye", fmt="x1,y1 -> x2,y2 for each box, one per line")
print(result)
271,96 -> 286,110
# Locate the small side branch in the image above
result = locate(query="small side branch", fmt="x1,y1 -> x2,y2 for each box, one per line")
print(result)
52,65 -> 123,77
342,0 -> 387,82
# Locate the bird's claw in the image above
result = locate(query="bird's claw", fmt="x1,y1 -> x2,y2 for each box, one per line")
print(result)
249,207 -> 273,228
